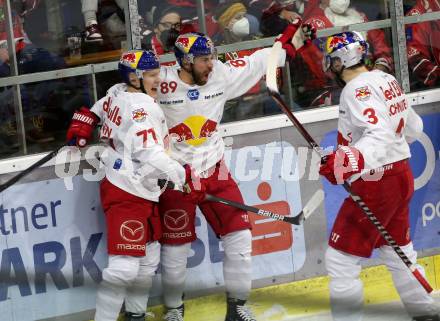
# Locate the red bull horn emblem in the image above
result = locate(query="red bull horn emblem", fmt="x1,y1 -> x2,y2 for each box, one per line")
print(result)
328,34 -> 348,52
132,108 -> 147,122
176,37 -> 190,49
355,86 -> 371,101
122,52 -> 137,64
169,115 -> 217,146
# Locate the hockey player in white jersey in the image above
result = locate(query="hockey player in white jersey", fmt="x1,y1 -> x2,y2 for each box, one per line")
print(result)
156,24 -> 314,321
319,31 -> 439,321
66,50 -> 199,321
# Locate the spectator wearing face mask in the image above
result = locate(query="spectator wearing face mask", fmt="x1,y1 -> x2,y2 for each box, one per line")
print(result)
143,7 -> 183,55
304,0 -> 393,73
143,6 -> 197,56
213,1 -> 261,45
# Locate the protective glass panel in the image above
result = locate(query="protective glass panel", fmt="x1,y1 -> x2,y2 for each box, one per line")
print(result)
1,0 -> 127,74
404,0 -> 440,91
22,75 -> 93,153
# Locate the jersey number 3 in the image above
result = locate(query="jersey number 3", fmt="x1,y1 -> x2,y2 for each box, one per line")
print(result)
363,108 -> 378,124
363,108 -> 405,134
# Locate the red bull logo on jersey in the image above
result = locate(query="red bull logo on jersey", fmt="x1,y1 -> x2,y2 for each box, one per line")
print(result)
355,86 -> 371,101
132,108 -> 147,122
169,115 -> 217,146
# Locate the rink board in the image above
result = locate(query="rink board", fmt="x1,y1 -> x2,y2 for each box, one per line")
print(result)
0,107 -> 438,321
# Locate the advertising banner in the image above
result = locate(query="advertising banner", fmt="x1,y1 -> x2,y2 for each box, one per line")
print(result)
320,113 -> 440,251
0,141 -> 305,320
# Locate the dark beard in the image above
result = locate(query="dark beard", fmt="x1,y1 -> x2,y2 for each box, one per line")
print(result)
193,70 -> 208,86
183,65 -> 208,86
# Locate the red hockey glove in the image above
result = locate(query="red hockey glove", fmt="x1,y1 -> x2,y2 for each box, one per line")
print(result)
276,19 -> 302,58
182,164 -> 206,203
276,19 -> 316,59
319,146 -> 365,185
66,107 -> 99,147
301,23 -> 317,45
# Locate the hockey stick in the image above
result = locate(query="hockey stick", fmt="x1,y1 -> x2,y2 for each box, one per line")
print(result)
158,179 -> 324,225
266,41 -> 433,293
0,144 -> 67,193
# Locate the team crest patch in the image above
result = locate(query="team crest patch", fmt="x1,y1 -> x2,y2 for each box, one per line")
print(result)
187,89 -> 200,101
132,108 -> 147,122
355,86 -> 371,101
407,46 -> 419,58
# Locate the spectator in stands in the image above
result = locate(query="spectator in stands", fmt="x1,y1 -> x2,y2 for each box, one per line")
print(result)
304,0 -> 393,73
406,0 -> 440,88
257,0 -> 331,108
81,0 -> 125,42
143,6 -> 185,55
213,1 -> 261,44
144,1 -> 219,39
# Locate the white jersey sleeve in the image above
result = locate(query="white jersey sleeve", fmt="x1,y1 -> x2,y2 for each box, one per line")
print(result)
403,107 -> 423,143
219,47 -> 286,100
90,83 -> 127,123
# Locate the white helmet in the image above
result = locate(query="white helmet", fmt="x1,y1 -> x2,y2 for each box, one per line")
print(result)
323,31 -> 369,73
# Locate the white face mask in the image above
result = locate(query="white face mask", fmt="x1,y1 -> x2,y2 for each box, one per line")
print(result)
231,17 -> 250,37
329,0 -> 350,14
296,0 -> 305,14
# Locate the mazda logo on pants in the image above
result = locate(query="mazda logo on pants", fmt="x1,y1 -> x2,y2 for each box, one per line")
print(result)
120,220 -> 145,242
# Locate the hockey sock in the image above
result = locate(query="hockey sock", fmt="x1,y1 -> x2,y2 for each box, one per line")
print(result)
125,242 -> 160,314
161,243 -> 191,308
95,255 -> 140,321
326,247 -> 364,321
222,230 -> 252,300
379,243 -> 437,317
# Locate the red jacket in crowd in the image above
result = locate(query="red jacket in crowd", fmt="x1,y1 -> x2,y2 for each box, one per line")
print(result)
406,0 -> 440,86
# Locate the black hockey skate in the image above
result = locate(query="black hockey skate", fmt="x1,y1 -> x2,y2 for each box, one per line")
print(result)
225,298 -> 257,321
413,315 -> 440,321
124,312 -> 146,320
163,304 -> 184,321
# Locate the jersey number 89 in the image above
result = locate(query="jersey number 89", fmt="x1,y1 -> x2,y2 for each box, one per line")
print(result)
161,81 -> 177,94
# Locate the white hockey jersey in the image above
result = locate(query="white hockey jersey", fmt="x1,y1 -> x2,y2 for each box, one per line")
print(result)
91,84 -> 185,201
337,70 -> 423,170
157,48 -> 286,174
